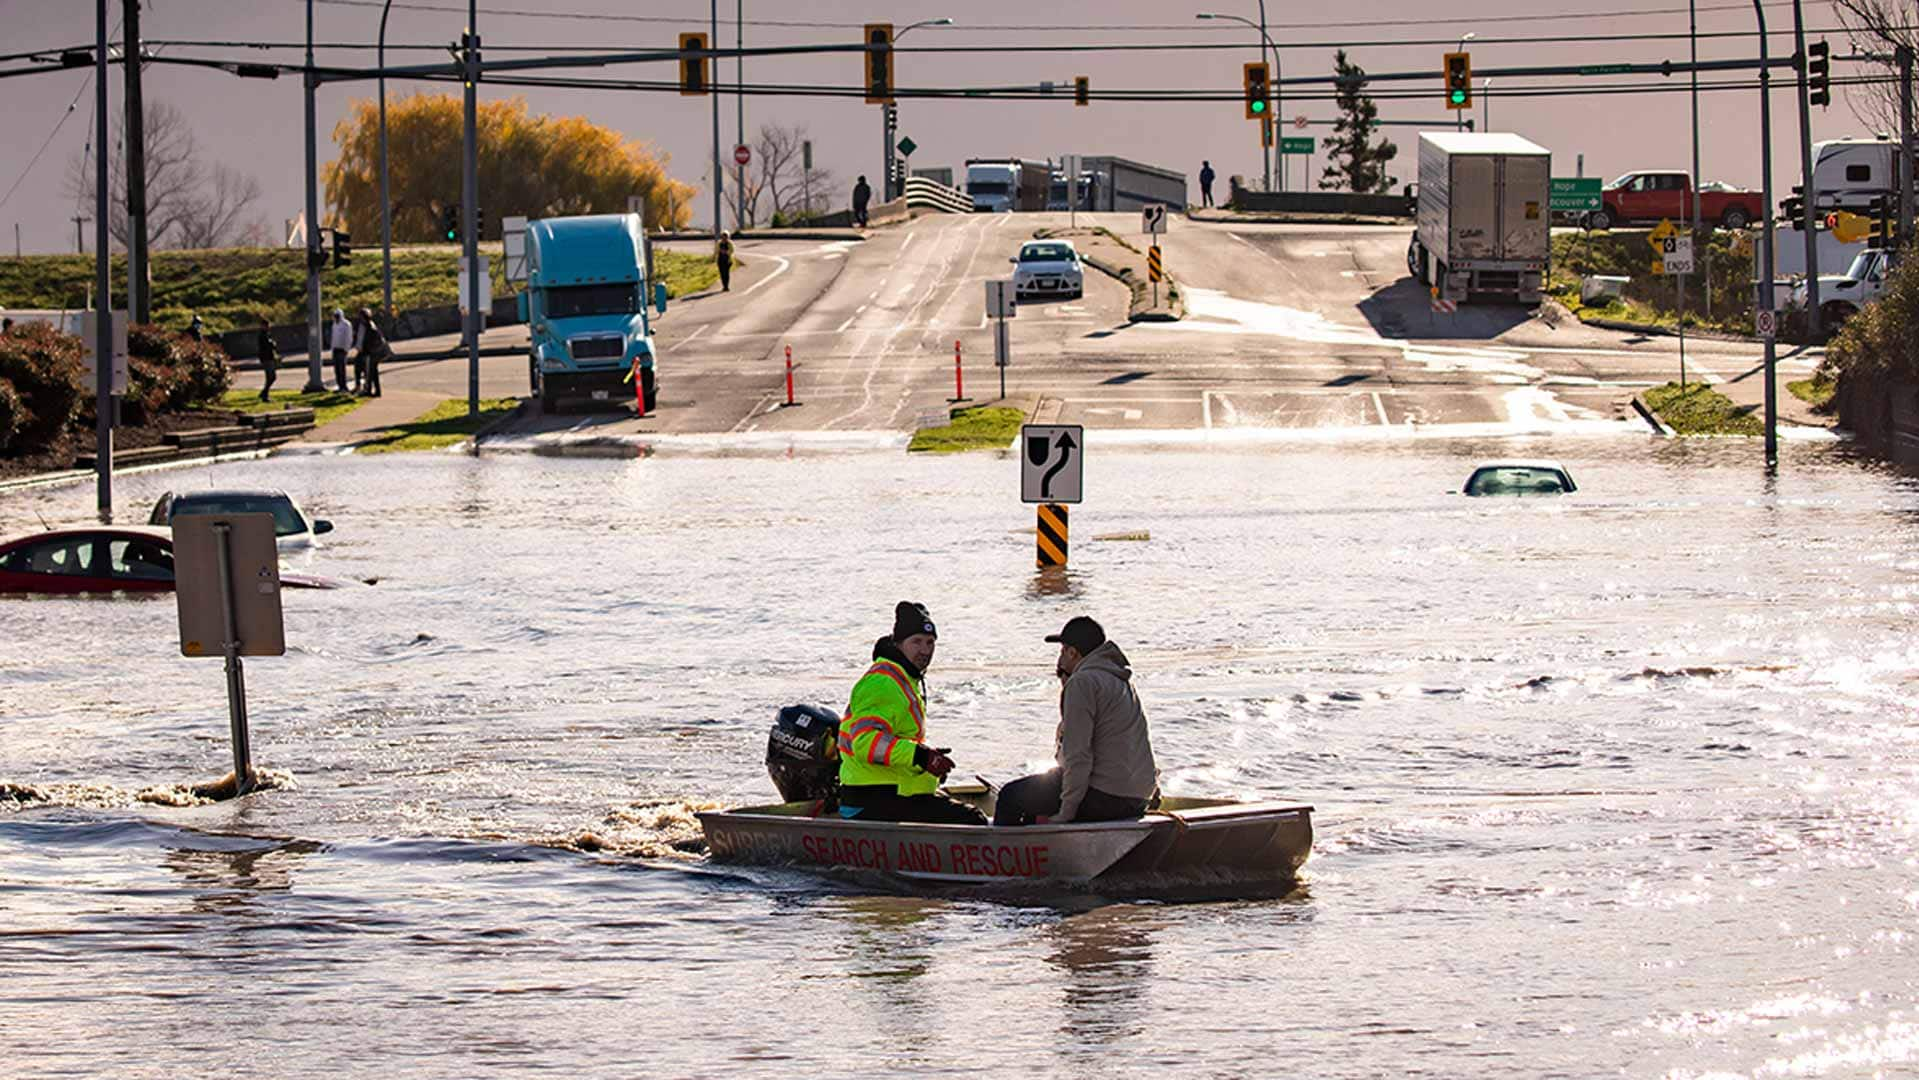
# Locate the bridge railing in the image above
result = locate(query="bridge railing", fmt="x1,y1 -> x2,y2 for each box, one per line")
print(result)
903,176 -> 974,215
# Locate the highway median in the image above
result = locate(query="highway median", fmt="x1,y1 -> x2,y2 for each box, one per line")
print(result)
1033,227 -> 1183,323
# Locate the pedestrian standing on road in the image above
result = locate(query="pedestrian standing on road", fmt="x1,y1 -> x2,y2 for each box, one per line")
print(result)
993,616 -> 1158,827
852,175 -> 872,228
716,232 -> 734,292
328,308 -> 353,393
356,308 -> 385,398
256,319 -> 278,403
1199,161 -> 1216,208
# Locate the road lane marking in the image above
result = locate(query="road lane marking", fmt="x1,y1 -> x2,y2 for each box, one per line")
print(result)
835,305 -> 869,333
681,324 -> 710,343
1371,391 -> 1391,426
738,254 -> 791,297
900,231 -> 916,252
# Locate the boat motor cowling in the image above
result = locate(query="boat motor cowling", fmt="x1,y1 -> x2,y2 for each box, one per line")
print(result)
766,704 -> 840,804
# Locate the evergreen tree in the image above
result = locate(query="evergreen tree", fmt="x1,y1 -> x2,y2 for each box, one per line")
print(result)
1319,51 -> 1398,194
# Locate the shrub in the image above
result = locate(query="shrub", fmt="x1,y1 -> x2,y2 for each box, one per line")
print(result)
0,377 -> 22,452
122,324 -> 231,423
1826,242 -> 1919,383
0,323 -> 86,450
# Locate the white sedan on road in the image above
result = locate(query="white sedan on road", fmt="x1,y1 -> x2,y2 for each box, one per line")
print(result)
1010,240 -> 1084,302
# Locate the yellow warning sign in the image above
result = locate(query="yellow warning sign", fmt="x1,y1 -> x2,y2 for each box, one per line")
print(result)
1147,245 -> 1163,283
1036,503 -> 1069,567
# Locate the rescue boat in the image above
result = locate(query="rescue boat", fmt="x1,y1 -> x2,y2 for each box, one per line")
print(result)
697,786 -> 1314,886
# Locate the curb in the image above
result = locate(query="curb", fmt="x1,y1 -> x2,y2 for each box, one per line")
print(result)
652,228 -> 865,243
469,398 -> 532,454
1189,209 -> 1409,227
1630,394 -> 1674,436
1582,316 -> 1756,344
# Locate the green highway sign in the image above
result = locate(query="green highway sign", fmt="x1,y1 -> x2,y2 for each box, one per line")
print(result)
896,136 -> 918,157
1549,177 -> 1603,212
1579,64 -> 1631,76
1280,136 -> 1315,154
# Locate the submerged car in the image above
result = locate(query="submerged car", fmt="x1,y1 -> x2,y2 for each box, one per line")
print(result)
1009,240 -> 1084,302
148,489 -> 332,550
0,527 -> 346,594
1461,460 -> 1578,496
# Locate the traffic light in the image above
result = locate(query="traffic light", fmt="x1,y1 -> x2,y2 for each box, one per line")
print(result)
1807,39 -> 1831,109
476,206 -> 486,240
1867,195 -> 1892,248
1243,61 -> 1270,121
1074,75 -> 1090,107
1781,189 -> 1806,231
679,32 -> 708,96
441,203 -> 461,242
864,23 -> 894,105
1828,210 -> 1873,243
331,228 -> 352,268
1445,52 -> 1472,110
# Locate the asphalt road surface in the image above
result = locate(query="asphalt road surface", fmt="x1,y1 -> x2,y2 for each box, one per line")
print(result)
310,211 -> 1819,440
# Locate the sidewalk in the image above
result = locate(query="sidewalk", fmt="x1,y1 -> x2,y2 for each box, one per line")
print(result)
300,389 -> 444,445
1710,348 -> 1835,429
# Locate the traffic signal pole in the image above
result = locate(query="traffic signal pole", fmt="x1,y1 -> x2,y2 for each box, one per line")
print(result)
1792,0 -> 1820,339
463,0 -> 480,417
1901,46 -> 1914,249
1753,0 -> 1779,466
302,0 -> 325,393
710,0 -> 723,246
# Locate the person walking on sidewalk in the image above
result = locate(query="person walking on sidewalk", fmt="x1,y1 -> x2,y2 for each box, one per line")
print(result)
328,309 -> 353,393
1199,161 -> 1216,208
716,231 -> 734,292
852,175 -> 872,228
355,308 -> 386,397
256,319 -> 278,403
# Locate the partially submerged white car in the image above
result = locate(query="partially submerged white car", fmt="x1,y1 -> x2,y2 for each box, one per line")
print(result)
1010,240 -> 1084,302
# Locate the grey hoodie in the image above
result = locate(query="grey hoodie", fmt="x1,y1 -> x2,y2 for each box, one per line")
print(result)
1055,640 -> 1158,822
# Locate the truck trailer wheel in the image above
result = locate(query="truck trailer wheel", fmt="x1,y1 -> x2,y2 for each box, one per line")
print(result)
1407,237 -> 1424,282
538,380 -> 556,414
1720,207 -> 1751,230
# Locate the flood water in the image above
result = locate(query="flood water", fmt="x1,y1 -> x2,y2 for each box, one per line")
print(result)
3,438 -> 1917,1078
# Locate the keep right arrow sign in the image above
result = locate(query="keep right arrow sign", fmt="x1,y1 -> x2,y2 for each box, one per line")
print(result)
1021,424 -> 1084,504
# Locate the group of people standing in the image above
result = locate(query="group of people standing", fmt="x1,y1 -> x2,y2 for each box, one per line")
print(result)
836,601 -> 1159,828
243,309 -> 389,404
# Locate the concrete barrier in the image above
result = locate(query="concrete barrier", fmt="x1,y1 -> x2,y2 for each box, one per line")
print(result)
1227,179 -> 1414,218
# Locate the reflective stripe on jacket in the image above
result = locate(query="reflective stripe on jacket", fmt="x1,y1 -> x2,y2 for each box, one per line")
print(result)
838,658 -> 934,796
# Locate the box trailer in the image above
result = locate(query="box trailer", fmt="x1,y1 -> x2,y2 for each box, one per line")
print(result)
1408,132 -> 1551,304
1079,156 -> 1187,211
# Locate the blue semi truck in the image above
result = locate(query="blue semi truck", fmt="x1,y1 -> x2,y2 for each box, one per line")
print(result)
517,213 -> 667,413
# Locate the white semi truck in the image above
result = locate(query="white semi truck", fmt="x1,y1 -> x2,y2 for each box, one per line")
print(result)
1406,132 -> 1552,305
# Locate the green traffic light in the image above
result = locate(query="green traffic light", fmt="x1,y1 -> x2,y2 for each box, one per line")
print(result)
1450,90 -> 1466,104
1251,100 -> 1266,113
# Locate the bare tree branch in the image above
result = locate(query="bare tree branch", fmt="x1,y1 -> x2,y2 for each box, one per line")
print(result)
1833,0 -> 1917,134
174,163 -> 264,249
66,101 -> 264,251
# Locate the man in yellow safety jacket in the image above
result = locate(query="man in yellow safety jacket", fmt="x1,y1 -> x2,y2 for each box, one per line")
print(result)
837,602 -> 987,825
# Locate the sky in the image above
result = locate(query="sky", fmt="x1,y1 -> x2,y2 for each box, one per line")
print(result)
0,0 -> 1885,254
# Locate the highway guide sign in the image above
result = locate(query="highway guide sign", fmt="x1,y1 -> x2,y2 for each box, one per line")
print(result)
1549,177 -> 1602,212
1141,204 -> 1167,235
1280,136 -> 1314,154
1021,424 -> 1083,504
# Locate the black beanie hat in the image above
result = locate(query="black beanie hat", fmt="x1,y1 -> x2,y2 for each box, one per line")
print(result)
892,601 -> 937,642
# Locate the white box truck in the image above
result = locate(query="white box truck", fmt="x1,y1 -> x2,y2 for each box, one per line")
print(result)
1407,132 -> 1551,305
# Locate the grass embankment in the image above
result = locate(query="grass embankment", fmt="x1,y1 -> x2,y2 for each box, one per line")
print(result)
355,397 -> 519,454
1643,381 -> 1763,435
1548,230 -> 1754,336
0,248 -> 719,336
221,389 -> 366,428
1787,373 -> 1836,409
908,406 -> 1025,453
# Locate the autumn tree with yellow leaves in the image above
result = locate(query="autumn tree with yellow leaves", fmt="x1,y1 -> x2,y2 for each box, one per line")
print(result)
325,94 -> 695,241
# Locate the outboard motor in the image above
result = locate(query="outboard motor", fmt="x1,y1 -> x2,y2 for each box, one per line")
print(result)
766,704 -> 840,805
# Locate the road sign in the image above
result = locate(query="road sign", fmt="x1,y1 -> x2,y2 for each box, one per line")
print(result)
985,280 -> 1017,319
1661,235 -> 1694,275
502,215 -> 529,283
78,310 -> 128,395
457,255 -> 492,315
896,135 -> 917,158
1021,424 -> 1083,504
802,140 -> 813,170
1147,244 -> 1163,283
734,144 -> 751,166
1549,177 -> 1602,212
1141,204 -> 1167,235
1579,63 -> 1631,76
1756,308 -> 1777,338
1294,114 -> 1309,130
174,514 -> 284,659
1280,136 -> 1314,154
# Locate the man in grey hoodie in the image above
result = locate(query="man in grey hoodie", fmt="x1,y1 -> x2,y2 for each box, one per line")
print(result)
993,616 -> 1158,826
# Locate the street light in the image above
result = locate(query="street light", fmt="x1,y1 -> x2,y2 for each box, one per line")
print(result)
887,18 -> 952,202
1197,10 -> 1280,193
1456,32 -> 1476,131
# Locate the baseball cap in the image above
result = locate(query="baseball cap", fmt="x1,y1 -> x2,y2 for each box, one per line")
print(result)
1044,615 -> 1105,654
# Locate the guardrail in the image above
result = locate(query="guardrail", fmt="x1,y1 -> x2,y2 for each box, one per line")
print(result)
904,176 -> 973,215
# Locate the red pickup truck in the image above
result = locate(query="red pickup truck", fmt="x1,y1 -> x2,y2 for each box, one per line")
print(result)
1587,171 -> 1764,231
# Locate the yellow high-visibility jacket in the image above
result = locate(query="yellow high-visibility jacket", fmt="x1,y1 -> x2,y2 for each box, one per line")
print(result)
837,657 -> 933,796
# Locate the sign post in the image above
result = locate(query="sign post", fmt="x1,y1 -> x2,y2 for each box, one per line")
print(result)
1021,423 -> 1083,568
1142,204 -> 1167,308
986,280 -> 1017,399
1660,230 -> 1695,386
173,512 -> 285,795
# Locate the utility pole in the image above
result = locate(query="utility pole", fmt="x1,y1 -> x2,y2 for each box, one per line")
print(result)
710,0 -> 723,245
463,0 -> 481,417
1754,0 -> 1779,467
301,0 -> 325,392
1901,46 -> 1914,249
379,0 -> 395,323
94,0 -> 112,519
123,0 -> 149,324
1690,0 -> 1709,317
736,0 -> 745,229
1792,0 -> 1820,339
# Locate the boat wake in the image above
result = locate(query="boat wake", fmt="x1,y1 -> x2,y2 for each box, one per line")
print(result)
1,768 -> 296,811
538,798 -> 722,860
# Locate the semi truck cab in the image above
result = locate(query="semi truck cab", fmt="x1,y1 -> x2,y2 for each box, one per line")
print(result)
518,213 -> 667,413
